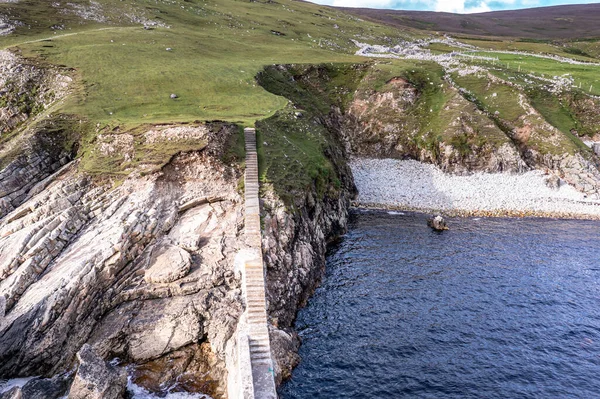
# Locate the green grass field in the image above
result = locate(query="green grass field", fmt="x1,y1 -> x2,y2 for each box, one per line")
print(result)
462,38 -> 597,62
471,51 -> 600,96
1,0 -> 414,128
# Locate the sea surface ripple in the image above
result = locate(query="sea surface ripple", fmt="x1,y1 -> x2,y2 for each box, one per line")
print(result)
280,210 -> 600,399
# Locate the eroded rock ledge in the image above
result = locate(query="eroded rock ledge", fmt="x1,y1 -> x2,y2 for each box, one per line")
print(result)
0,124 -> 244,398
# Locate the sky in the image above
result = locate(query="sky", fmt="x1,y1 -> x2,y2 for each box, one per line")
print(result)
309,0 -> 600,14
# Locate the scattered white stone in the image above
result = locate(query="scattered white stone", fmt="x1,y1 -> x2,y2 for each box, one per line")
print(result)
351,158 -> 600,218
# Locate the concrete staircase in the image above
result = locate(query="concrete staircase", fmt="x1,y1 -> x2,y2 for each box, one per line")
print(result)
241,127 -> 277,399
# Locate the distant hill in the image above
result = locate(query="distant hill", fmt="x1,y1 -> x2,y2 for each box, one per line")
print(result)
338,3 -> 600,40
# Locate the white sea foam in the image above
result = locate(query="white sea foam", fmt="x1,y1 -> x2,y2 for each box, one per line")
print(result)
0,377 -> 38,394
127,378 -> 212,399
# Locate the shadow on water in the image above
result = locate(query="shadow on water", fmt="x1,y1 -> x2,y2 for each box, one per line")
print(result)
279,211 -> 600,399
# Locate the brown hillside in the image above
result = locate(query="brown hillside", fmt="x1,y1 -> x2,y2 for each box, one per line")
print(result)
337,3 -> 600,40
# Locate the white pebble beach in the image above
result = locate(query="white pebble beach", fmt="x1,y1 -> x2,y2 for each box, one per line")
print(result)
351,158 -> 600,219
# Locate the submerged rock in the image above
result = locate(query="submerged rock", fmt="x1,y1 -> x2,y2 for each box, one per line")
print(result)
20,375 -> 71,399
0,387 -> 21,399
428,215 -> 448,231
67,344 -> 127,399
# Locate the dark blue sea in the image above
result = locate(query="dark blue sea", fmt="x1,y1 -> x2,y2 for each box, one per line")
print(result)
279,210 -> 600,399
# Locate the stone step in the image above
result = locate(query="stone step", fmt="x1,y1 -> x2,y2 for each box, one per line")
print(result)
251,360 -> 273,368
248,335 -> 270,342
245,280 -> 265,285
245,269 -> 264,274
246,316 -> 266,322
250,350 -> 271,358
248,314 -> 266,324
249,342 -> 270,347
246,290 -> 265,295
250,354 -> 272,362
246,298 -> 265,304
245,290 -> 265,294
246,292 -> 266,298
247,313 -> 266,318
250,351 -> 270,357
246,307 -> 266,312
249,346 -> 270,352
246,305 -> 265,311
250,353 -> 271,361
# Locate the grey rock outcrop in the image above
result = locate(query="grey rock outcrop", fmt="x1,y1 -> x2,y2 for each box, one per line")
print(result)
428,215 -> 449,231
144,241 -> 192,284
545,174 -> 561,190
68,344 -> 127,399
0,50 -> 70,137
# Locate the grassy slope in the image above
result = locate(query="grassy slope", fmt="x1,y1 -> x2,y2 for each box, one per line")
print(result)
255,63 -> 367,207
0,0 -> 418,180
471,51 -> 600,96
1,0 -> 414,127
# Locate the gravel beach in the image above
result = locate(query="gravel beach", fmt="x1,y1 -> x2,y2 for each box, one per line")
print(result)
351,158 -> 600,219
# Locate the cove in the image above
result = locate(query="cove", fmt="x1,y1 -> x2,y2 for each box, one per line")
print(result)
279,210 -> 600,398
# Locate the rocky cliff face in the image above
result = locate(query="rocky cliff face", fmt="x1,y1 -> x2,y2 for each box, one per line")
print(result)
0,50 -> 70,139
0,142 -> 245,396
0,60 -> 247,396
339,73 -> 526,174
0,47 -> 259,398
262,164 -> 355,384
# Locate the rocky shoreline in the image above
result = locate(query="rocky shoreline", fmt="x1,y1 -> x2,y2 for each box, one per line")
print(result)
351,158 -> 600,220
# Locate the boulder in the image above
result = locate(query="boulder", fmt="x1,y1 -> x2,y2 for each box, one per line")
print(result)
0,387 -> 22,399
269,327 -> 300,385
144,242 -> 191,284
20,375 -> 70,399
545,174 -> 561,190
427,215 -> 448,231
67,344 -> 127,399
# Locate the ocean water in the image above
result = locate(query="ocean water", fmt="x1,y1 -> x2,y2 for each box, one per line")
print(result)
280,210 -> 600,399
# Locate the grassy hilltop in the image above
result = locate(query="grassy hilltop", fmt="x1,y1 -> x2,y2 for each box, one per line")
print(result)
0,0 -> 414,127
